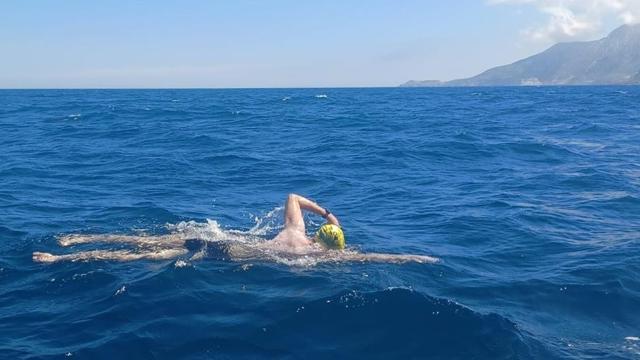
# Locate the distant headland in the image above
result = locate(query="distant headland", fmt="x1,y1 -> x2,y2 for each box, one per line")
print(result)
401,24 -> 640,87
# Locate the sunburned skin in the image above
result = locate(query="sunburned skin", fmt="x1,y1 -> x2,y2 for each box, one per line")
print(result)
32,194 -> 438,265
270,227 -> 313,254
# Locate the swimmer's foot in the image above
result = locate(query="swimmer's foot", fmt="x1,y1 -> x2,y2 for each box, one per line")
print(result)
32,252 -> 59,263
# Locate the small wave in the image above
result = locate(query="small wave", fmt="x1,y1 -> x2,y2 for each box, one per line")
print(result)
315,94 -> 328,99
540,137 -> 607,152
282,96 -> 291,101
0,225 -> 27,239
252,288 -> 549,358
623,337 -> 640,357
570,122 -> 613,135
577,191 -> 632,202
95,204 -> 177,225
67,114 -> 81,119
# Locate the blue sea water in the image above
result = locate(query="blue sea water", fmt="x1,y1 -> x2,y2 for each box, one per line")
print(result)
1,87 -> 639,359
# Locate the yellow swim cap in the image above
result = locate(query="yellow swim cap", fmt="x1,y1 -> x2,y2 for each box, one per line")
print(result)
315,224 -> 345,250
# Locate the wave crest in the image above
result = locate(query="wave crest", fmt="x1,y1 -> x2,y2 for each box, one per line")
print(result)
252,288 -> 549,358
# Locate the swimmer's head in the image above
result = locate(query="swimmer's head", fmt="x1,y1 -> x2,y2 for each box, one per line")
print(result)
315,224 -> 345,250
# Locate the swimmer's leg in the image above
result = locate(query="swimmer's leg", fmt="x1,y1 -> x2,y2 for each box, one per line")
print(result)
58,233 -> 187,247
33,248 -> 188,263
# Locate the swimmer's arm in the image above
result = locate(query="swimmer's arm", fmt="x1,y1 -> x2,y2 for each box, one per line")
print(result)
339,252 -> 438,264
290,193 -> 340,226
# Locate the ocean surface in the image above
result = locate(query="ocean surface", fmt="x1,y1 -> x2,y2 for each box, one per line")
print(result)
1,87 -> 639,359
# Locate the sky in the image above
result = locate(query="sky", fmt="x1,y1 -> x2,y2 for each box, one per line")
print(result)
1,0 -> 638,88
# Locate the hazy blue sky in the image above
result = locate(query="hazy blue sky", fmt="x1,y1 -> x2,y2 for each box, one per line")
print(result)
1,0 -> 636,88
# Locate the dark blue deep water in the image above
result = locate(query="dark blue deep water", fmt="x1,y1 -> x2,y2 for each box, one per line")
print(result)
1,87 -> 640,359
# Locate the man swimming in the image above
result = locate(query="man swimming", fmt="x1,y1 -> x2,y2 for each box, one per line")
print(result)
33,194 -> 437,264
271,193 -> 344,253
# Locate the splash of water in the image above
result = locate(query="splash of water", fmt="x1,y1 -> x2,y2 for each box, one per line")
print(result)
167,206 -> 283,242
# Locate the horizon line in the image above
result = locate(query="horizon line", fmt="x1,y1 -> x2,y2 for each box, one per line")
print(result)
0,85 -> 399,90
1,84 -> 639,90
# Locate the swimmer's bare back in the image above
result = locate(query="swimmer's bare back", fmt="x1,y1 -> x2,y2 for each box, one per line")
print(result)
272,193 -> 340,251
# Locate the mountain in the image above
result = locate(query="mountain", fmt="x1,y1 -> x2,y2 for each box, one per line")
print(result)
401,24 -> 640,87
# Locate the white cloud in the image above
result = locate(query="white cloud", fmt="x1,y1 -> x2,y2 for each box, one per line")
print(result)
489,0 -> 640,42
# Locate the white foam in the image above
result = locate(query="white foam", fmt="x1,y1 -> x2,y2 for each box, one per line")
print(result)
114,285 -> 126,296
174,259 -> 190,268
72,271 -> 95,280
167,218 -> 263,243
248,206 -> 283,235
626,336 -> 640,341
315,94 -> 328,98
